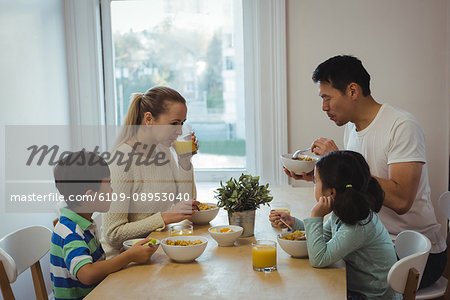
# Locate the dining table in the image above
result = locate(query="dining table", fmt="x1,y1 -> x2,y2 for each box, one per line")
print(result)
86,185 -> 346,299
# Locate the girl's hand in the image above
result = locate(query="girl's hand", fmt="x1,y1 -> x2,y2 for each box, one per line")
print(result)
311,196 -> 333,218
126,237 -> 157,264
269,210 -> 295,228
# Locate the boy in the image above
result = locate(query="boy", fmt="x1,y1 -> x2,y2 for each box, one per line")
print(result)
50,151 -> 157,300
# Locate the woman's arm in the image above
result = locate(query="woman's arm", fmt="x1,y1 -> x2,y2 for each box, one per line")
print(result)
171,148 -> 197,199
103,211 -> 165,249
103,153 -> 165,249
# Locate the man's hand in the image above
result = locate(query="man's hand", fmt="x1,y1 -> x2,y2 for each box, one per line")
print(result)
283,166 -> 314,182
311,138 -> 339,156
311,196 -> 333,218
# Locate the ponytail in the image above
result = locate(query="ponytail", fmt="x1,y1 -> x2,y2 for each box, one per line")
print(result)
123,93 -> 145,126
332,179 -> 384,225
316,151 -> 385,226
332,189 -> 370,225
367,177 -> 384,213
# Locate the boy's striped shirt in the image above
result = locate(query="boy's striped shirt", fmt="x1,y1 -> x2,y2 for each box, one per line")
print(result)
50,207 -> 105,300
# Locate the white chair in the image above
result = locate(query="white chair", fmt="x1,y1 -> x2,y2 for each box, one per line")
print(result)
388,230 -> 432,300
416,191 -> 450,299
0,225 -> 52,300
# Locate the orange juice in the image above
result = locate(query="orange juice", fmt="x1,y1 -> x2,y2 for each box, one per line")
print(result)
252,241 -> 277,272
173,140 -> 196,156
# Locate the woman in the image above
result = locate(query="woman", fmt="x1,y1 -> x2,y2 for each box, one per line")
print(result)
102,86 -> 198,258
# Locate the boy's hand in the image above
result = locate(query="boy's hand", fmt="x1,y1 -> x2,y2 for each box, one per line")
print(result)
269,211 -> 295,228
311,196 -> 333,218
127,237 -> 157,264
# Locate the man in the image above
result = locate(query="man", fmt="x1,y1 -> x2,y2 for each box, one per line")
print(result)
285,55 -> 446,288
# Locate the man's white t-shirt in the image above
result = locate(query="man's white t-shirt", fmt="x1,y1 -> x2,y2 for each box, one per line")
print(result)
344,103 -> 445,253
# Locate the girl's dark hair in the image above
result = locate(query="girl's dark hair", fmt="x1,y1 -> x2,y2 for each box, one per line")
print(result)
315,150 -> 384,225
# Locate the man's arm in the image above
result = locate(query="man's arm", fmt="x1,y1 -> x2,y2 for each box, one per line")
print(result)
283,138 -> 339,182
374,161 -> 423,215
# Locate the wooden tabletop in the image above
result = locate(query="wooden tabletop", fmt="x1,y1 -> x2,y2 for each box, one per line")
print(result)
86,186 -> 346,299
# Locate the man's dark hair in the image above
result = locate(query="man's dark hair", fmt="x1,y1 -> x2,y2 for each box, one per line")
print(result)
53,151 -> 110,208
312,55 -> 371,96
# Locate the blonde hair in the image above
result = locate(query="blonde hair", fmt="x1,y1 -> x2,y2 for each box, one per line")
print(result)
113,86 -> 186,149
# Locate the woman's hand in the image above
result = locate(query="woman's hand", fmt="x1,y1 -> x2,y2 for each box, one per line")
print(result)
311,138 -> 339,156
269,210 -> 295,228
283,166 -> 314,182
311,196 -> 333,218
178,132 -> 199,170
160,199 -> 199,224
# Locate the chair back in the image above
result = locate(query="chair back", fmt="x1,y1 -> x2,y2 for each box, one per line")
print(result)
388,230 -> 431,294
439,191 -> 450,221
439,191 -> 450,281
0,225 -> 52,283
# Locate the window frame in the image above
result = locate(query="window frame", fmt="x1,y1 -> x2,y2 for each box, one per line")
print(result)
65,0 -> 287,185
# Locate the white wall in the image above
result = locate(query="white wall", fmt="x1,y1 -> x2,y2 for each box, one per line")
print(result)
0,0 -> 69,299
286,0 -> 450,225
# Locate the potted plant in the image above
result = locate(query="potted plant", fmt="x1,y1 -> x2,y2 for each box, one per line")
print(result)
215,174 -> 273,237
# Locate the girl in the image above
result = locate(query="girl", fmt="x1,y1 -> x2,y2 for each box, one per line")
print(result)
102,86 -> 198,258
270,151 -> 400,299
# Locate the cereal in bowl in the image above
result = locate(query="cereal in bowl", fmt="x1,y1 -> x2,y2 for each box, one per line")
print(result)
165,239 -> 203,246
281,230 -> 306,241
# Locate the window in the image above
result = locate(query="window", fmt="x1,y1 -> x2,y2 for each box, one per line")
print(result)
66,0 -> 288,184
225,56 -> 234,70
107,0 -> 246,172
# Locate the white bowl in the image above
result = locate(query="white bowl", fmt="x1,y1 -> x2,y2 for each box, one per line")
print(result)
208,225 -> 243,247
190,203 -> 219,225
161,235 -> 208,263
122,238 -> 160,250
280,154 -> 318,175
277,233 -> 308,258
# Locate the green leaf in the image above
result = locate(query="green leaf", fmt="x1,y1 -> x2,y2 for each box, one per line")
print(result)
214,173 -> 272,213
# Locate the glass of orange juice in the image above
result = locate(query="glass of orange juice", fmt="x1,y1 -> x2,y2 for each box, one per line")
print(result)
271,202 -> 291,228
252,240 -> 277,272
169,224 -> 193,236
173,124 -> 197,157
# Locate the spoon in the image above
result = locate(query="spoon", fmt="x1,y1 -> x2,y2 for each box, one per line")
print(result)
279,218 -> 294,231
292,147 -> 311,159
